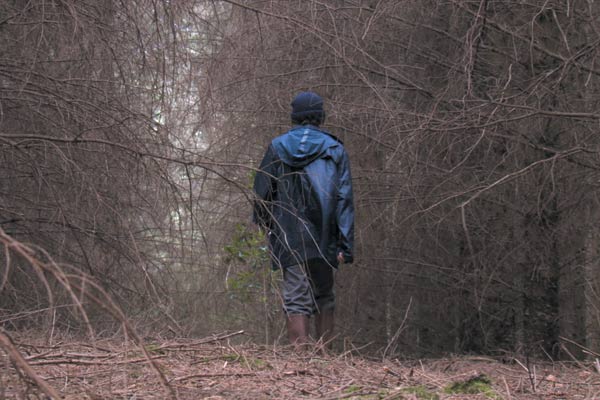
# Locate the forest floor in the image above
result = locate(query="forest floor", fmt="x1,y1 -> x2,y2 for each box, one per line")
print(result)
1,331 -> 599,399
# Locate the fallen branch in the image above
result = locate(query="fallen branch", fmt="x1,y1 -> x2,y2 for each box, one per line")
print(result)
171,371 -> 256,382
30,355 -> 167,366
0,229 -> 178,400
0,329 -> 62,399
156,330 -> 245,351
560,336 -> 600,358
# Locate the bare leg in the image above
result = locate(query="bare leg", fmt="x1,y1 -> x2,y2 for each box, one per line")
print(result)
287,314 -> 310,349
315,310 -> 334,347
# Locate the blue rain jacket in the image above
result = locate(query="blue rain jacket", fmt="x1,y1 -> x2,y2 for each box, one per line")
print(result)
253,125 -> 354,270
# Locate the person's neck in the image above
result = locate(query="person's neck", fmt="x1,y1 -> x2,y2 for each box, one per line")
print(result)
293,123 -> 320,129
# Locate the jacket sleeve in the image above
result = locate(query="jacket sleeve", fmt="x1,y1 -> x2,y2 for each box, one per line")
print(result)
253,144 -> 277,229
336,148 -> 355,263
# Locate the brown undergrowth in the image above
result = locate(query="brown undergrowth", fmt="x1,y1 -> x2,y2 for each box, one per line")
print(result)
1,330 -> 600,399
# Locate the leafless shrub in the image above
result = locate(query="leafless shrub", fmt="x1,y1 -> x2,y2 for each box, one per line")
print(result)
3,0 -> 600,360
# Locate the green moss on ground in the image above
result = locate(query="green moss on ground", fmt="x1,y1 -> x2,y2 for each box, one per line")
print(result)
444,374 -> 498,398
400,385 -> 439,399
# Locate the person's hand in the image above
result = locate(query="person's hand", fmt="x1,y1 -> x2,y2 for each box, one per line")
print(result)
337,252 -> 345,264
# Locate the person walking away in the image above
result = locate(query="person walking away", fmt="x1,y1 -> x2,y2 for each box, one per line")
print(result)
253,91 -> 354,348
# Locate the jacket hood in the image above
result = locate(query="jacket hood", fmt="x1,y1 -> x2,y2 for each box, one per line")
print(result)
272,126 -> 338,167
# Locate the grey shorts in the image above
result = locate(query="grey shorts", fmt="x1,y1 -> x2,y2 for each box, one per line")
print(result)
282,259 -> 335,316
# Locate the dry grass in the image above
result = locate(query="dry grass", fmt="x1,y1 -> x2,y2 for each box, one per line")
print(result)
2,331 -> 600,399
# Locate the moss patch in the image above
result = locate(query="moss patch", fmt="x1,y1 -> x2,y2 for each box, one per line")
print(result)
444,374 -> 498,398
344,385 -> 363,394
401,385 -> 439,400
343,385 -> 438,400
144,343 -> 165,354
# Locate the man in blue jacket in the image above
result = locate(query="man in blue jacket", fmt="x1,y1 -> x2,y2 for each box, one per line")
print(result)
253,91 -> 354,347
